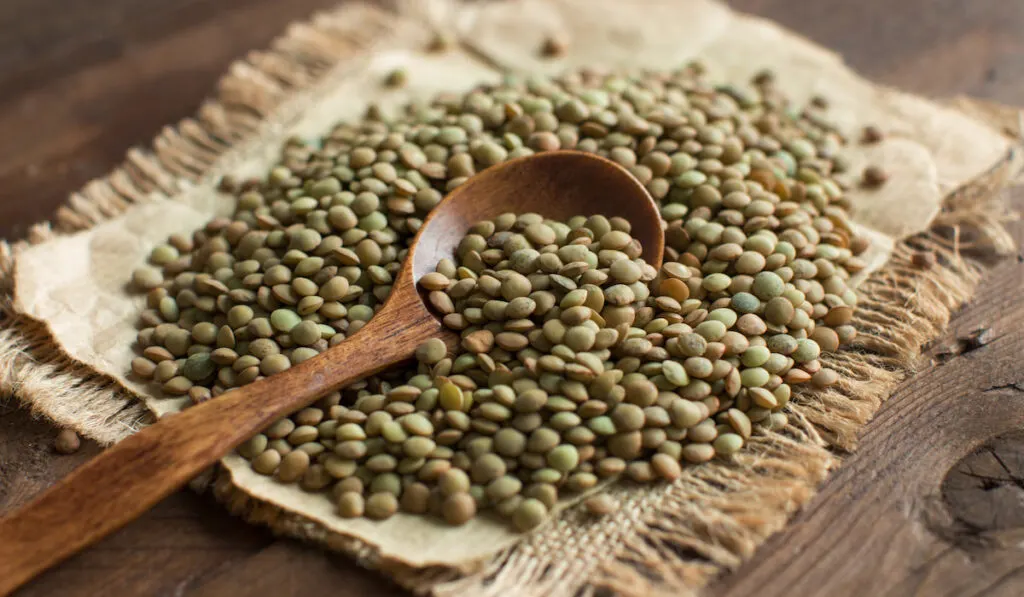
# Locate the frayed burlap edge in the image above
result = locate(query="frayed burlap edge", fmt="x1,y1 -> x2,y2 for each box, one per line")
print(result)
0,0 -> 1019,595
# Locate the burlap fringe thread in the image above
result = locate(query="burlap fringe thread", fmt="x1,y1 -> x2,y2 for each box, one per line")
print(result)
0,1 -> 1019,596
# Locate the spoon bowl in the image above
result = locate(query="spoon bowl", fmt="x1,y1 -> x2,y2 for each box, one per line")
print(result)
0,150 -> 664,596
410,149 -> 664,283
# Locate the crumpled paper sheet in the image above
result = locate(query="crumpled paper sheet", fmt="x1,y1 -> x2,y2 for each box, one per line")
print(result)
11,0 -> 1011,569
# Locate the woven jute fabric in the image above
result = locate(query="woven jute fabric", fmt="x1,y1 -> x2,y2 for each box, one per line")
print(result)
0,1 -> 1019,595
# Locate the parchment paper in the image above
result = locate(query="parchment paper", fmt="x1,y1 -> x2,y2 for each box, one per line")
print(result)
10,0 -> 1011,568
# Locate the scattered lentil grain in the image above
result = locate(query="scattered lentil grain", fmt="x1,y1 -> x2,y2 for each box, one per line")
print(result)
862,165 -> 889,187
54,429 -> 81,455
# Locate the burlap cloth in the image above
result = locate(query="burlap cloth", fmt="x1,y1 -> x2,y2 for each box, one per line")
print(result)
1,1 -> 1020,595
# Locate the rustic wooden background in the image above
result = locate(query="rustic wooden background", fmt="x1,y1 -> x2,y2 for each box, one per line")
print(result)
1,1 -> 1022,595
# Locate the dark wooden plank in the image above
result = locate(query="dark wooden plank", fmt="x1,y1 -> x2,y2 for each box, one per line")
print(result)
732,0 -> 1024,101
0,403 -> 277,597
0,0 -> 341,240
0,403 -> 101,513
0,0 -> 1022,596
185,542 -> 407,597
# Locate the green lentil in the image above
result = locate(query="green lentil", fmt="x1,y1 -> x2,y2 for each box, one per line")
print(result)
365,492 -> 399,520
512,498 -> 548,531
442,492 -> 477,525
337,492 -> 365,518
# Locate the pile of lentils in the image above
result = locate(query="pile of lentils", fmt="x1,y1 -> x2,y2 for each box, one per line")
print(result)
129,64 -> 868,529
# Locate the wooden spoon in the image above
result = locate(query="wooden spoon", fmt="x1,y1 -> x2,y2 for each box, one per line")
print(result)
0,150 -> 663,595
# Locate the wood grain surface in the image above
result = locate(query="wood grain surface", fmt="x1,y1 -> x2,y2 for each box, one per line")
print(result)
0,1 -> 1021,596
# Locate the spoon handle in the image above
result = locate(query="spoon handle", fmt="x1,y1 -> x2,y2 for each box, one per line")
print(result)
0,295 -> 443,596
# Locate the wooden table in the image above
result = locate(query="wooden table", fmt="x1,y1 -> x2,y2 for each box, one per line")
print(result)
1,1 -> 1022,595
